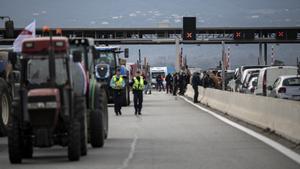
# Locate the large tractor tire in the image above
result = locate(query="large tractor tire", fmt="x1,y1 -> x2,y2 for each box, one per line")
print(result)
121,86 -> 130,106
68,121 -> 81,161
8,101 -> 22,164
99,88 -> 109,139
22,136 -> 33,158
90,85 -> 107,147
89,109 -> 104,148
98,88 -> 108,139
75,96 -> 87,156
0,79 -> 11,136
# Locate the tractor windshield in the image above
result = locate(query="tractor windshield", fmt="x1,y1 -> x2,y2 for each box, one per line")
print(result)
27,55 -> 68,85
95,52 -> 116,67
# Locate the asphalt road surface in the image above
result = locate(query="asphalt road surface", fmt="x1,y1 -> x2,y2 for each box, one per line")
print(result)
0,92 -> 299,169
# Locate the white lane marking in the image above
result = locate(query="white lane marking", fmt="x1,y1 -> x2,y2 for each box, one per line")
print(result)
180,96 -> 300,164
117,134 -> 138,169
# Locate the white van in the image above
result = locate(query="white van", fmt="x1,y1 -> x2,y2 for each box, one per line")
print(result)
150,67 -> 168,86
255,66 -> 298,96
234,65 -> 267,92
240,68 -> 261,92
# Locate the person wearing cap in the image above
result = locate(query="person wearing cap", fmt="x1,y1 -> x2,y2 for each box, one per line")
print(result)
130,70 -> 147,115
110,68 -> 125,116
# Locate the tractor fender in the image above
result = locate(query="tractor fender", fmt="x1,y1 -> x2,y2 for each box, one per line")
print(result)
71,62 -> 87,96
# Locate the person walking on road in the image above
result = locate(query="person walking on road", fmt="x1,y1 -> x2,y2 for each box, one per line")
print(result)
178,71 -> 186,95
156,74 -> 164,92
173,72 -> 179,96
110,68 -> 125,116
130,70 -> 147,115
165,73 -> 173,94
192,71 -> 201,103
144,71 -> 152,94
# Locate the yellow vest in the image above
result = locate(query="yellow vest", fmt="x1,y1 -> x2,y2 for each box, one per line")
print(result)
113,75 -> 124,89
133,76 -> 144,90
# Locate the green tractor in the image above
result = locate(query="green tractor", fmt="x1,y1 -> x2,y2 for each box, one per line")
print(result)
69,38 -> 108,148
0,49 -> 19,137
93,45 -> 130,106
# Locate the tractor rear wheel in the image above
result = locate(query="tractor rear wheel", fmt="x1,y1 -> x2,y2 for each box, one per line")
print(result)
0,79 -> 11,136
75,96 -> 87,156
68,121 -> 81,161
90,109 -> 105,148
8,101 -> 22,164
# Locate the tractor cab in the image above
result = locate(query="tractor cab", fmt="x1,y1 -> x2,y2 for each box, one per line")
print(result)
20,37 -> 74,126
93,46 -> 122,81
21,37 -> 72,89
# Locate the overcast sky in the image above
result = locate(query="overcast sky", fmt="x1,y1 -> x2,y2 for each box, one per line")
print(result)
1,0 -> 300,28
1,0 -> 300,68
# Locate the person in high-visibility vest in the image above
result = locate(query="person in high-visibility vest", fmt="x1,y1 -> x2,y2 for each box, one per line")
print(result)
110,68 -> 125,116
130,70 -> 147,115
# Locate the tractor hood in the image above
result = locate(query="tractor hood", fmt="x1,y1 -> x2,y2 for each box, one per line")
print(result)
28,88 -> 60,97
27,88 -> 61,109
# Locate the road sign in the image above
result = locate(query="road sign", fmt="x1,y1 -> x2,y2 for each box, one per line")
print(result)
5,20 -> 14,38
233,31 -> 254,40
183,17 -> 196,40
276,30 -> 297,40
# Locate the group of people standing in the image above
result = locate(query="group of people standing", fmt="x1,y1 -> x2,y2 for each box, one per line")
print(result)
110,66 -> 198,116
110,68 -> 147,116
154,68 -> 191,96
164,70 -> 191,96
191,70 -> 225,103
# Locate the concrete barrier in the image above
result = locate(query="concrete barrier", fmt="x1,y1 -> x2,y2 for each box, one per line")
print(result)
185,85 -> 300,143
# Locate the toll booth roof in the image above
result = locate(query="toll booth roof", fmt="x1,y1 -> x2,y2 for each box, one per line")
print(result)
23,37 -> 69,42
94,45 -> 121,52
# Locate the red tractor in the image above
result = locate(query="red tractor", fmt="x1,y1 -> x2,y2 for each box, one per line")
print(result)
8,36 -> 86,163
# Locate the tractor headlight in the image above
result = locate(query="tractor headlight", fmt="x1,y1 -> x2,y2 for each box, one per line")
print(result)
45,102 -> 58,109
95,64 -> 110,79
28,102 -> 57,109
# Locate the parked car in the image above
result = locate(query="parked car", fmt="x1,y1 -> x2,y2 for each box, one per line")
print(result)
234,65 -> 267,92
255,66 -> 298,96
246,77 -> 258,94
240,69 -> 261,93
269,75 -> 300,101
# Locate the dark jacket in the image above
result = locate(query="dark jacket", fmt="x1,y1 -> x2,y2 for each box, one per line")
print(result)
165,73 -> 173,84
192,73 -> 201,87
202,73 -> 210,88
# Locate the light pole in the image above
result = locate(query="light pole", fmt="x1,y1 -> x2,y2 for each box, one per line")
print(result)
221,41 -> 226,91
138,49 -> 142,69
0,16 -> 14,38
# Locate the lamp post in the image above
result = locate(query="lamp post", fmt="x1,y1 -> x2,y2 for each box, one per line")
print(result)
0,16 -> 11,21
0,16 -> 14,38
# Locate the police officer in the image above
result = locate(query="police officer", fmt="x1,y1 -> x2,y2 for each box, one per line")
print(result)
110,68 -> 125,116
130,70 -> 147,115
